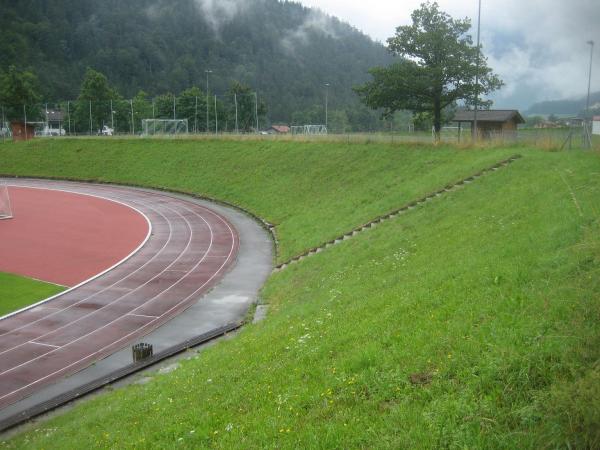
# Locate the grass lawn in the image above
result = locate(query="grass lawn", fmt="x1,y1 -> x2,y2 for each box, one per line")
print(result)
0,272 -> 64,317
0,140 -> 598,448
0,138 -> 517,262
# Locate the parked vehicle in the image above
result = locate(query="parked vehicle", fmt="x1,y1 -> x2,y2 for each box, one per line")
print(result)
37,126 -> 66,137
98,125 -> 114,136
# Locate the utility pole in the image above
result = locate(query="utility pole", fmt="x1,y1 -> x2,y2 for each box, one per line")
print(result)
205,70 -> 212,133
473,0 -> 482,141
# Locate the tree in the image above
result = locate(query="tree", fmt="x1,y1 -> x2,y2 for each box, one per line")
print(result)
0,65 -> 41,122
73,68 -> 121,133
355,2 -> 503,140
228,81 -> 266,132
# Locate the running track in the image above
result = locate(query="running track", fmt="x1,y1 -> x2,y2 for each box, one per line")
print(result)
0,179 -> 238,409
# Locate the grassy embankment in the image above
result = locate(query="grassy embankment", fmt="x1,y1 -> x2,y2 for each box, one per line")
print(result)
0,272 -> 64,317
0,139 -> 598,448
0,139 -> 516,262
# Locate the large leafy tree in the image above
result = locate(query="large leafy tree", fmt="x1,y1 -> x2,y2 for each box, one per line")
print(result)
0,65 -> 41,122
73,68 -> 122,133
355,2 -> 503,140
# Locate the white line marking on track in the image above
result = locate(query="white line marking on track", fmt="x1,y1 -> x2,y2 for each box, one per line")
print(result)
30,341 -> 60,349
0,194 -> 237,403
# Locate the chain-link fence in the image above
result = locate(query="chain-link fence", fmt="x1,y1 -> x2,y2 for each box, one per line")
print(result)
0,92 -> 263,138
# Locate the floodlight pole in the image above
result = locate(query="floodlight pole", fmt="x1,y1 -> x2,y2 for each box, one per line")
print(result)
473,0 -> 482,141
586,40 -> 594,120
325,83 -> 330,130
205,70 -> 212,133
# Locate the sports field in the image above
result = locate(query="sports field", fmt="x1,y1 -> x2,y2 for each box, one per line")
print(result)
0,273 -> 64,317
0,138 -> 598,448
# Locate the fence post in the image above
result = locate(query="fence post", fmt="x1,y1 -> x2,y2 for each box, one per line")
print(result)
131,99 -> 135,135
23,105 -> 27,140
214,95 -> 218,134
194,96 -> 198,134
67,101 -> 71,135
254,92 -> 259,134
234,93 -> 238,134
89,100 -> 93,136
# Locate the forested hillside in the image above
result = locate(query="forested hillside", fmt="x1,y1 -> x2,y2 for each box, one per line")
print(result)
0,0 -> 394,126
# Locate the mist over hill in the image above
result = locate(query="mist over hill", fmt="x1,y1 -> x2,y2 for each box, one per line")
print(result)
526,91 -> 600,117
0,0 -> 394,126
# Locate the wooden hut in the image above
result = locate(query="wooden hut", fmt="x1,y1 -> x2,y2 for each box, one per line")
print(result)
10,121 -> 36,141
453,110 -> 525,140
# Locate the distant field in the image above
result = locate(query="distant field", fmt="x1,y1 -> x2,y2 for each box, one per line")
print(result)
0,139 -> 598,448
0,138 -> 516,262
0,272 -> 64,316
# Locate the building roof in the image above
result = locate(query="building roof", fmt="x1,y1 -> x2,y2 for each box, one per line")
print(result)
269,125 -> 290,133
453,110 -> 525,124
45,109 -> 65,122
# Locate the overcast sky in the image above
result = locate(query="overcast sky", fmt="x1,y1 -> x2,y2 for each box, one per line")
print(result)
298,0 -> 600,109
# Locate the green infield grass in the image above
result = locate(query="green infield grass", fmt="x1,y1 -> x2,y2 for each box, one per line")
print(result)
0,139 -> 598,448
0,272 -> 64,317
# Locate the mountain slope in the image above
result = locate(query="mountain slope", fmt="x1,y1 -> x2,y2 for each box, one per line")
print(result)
0,0 -> 393,123
526,91 -> 600,116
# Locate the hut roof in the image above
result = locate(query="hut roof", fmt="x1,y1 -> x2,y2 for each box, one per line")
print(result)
453,110 -> 525,124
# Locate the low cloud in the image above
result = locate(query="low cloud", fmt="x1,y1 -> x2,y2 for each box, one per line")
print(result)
281,9 -> 339,55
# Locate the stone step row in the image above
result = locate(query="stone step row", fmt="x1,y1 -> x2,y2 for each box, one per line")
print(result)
273,155 -> 521,273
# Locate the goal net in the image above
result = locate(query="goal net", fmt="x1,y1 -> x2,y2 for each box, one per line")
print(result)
0,185 -> 13,220
141,119 -> 189,136
290,125 -> 328,135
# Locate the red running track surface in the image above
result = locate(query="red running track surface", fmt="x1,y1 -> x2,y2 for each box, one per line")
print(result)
0,186 -> 149,287
0,180 -> 238,409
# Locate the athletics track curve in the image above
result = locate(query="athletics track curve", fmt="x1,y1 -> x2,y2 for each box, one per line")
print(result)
0,180 -> 238,409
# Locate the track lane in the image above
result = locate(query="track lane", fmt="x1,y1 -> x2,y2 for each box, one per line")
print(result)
0,180 -> 238,409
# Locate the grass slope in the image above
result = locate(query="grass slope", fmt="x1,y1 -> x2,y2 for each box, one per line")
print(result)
0,139 -> 516,262
0,272 -> 64,317
1,142 -> 598,448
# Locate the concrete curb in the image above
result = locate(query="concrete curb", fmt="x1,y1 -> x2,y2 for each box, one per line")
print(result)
273,154 -> 522,272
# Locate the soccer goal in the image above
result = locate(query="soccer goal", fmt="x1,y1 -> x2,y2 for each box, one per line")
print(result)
290,124 -> 328,135
141,119 -> 189,136
0,185 -> 13,220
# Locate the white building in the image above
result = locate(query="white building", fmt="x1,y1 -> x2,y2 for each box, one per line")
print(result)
593,116 -> 600,135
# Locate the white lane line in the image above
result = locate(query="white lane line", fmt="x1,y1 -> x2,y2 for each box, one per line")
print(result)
0,183 -> 153,322
30,341 -> 60,349
127,313 -> 159,319
0,195 -> 209,376
0,186 -> 174,339
0,196 -> 192,360
0,203 -> 237,404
